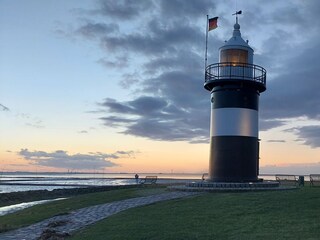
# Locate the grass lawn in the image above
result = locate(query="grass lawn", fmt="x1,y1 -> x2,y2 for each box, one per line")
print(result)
0,185 -> 166,233
70,187 -> 320,240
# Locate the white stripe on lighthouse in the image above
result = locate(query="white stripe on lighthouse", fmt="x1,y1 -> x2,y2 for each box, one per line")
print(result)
210,108 -> 258,137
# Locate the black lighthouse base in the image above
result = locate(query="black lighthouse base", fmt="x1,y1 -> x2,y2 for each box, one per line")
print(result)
209,136 -> 259,182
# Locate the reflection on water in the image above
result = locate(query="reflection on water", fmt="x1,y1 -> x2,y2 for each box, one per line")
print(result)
0,198 -> 66,216
0,185 -> 77,194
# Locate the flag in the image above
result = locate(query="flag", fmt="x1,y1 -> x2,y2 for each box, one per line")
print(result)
208,17 -> 218,31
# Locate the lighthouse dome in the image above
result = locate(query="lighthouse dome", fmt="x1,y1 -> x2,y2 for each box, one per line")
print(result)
222,23 -> 252,49
219,22 -> 253,65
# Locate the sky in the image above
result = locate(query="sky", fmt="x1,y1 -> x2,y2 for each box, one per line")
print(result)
1,0 -> 320,174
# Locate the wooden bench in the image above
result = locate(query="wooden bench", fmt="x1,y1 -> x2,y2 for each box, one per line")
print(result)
310,174 -> 320,187
139,176 -> 157,184
275,174 -> 298,186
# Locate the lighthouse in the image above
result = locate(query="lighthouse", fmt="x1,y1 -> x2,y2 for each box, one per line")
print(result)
204,15 -> 266,182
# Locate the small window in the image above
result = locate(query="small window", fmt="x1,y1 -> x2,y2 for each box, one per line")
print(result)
220,49 -> 248,64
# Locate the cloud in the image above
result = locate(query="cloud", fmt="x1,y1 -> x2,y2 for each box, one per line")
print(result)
15,113 -> 45,128
76,22 -> 119,39
18,149 -> 136,170
0,104 -> 10,111
68,1 -> 320,146
289,126 -> 320,148
115,150 -> 136,158
266,140 -> 286,143
158,0 -> 216,19
260,44 -> 320,121
78,130 -> 88,134
26,120 -> 45,129
99,95 -> 209,143
0,105 -> 45,129
98,22 -> 204,57
259,119 -> 287,131
96,0 -> 154,20
97,56 -> 128,69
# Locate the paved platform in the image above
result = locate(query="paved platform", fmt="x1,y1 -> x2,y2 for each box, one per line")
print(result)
0,191 -> 199,240
186,181 -> 280,188
169,181 -> 297,192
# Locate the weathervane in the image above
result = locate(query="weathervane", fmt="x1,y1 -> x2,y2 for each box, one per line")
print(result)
232,10 -> 242,24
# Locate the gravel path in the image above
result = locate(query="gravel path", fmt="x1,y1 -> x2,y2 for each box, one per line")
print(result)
0,191 -> 199,240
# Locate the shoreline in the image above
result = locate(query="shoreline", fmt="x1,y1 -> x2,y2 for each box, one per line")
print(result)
0,184 -> 140,208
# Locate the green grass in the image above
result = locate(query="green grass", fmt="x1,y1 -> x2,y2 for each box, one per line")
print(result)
70,187 -> 320,240
0,186 -> 166,233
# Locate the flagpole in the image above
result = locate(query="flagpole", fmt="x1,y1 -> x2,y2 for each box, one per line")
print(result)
205,15 -> 209,77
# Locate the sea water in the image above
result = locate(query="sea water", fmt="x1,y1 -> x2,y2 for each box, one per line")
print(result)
0,172 -> 281,194
0,198 -> 66,216
0,172 -> 201,193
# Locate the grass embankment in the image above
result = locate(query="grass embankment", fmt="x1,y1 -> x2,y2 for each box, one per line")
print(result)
71,187 -> 320,240
0,185 -> 140,207
0,186 -> 166,233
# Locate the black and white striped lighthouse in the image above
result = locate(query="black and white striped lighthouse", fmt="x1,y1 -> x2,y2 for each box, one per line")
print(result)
204,16 -> 266,182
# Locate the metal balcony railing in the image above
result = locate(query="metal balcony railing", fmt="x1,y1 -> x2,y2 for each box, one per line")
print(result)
205,62 -> 266,91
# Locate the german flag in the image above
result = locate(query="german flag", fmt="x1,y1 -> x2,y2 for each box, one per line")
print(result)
208,17 -> 218,31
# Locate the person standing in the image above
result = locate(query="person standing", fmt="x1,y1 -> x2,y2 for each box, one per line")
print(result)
135,174 -> 139,184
